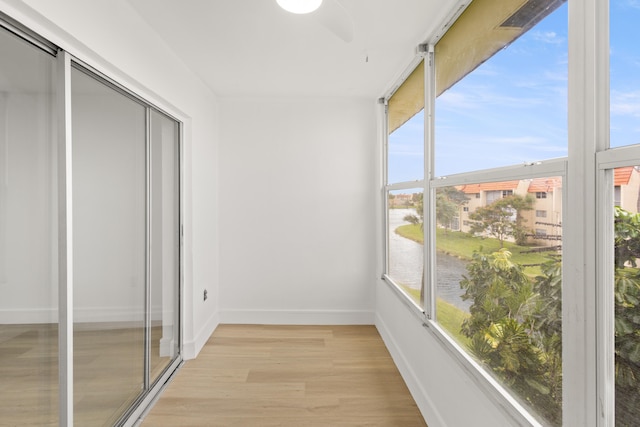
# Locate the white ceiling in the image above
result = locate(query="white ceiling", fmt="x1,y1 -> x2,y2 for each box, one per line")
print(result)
126,0 -> 454,99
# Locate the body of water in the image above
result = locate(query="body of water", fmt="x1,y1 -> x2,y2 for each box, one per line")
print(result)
388,209 -> 471,311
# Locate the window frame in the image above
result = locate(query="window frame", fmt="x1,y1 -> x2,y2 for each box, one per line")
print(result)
377,0 -> 619,425
379,0 -> 606,424
381,36 -> 569,421
382,55 -> 428,313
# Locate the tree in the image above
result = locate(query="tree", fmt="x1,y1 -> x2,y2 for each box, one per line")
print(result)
468,194 -> 534,247
436,187 -> 469,232
403,192 -> 423,227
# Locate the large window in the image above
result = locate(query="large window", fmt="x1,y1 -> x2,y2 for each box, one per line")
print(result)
383,0 -> 568,425
435,177 -> 563,425
433,1 -> 567,424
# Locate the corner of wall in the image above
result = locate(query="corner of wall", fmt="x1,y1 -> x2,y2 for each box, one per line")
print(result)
183,308 -> 220,360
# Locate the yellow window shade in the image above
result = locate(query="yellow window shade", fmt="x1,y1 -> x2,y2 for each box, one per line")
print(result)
388,61 -> 424,135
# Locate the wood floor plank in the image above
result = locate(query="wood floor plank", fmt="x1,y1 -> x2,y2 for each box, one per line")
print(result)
142,325 -> 427,426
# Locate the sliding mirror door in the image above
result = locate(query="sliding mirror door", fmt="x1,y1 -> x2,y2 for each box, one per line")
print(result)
71,66 -> 147,425
71,65 -> 181,425
0,16 -> 181,425
0,22 -> 58,426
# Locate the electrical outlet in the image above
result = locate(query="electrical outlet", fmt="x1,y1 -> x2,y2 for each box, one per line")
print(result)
203,289 -> 208,301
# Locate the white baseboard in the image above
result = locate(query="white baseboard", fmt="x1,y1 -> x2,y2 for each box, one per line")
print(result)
158,337 -> 176,358
0,307 -> 143,324
0,308 -> 57,324
375,312 -> 446,427
218,309 -> 375,325
183,309 -> 220,360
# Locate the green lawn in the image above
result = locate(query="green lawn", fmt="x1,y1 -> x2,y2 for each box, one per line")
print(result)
400,285 -> 471,347
395,224 -> 557,275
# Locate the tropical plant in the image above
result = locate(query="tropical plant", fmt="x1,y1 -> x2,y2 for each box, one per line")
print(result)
459,248 -> 562,425
613,206 -> 640,422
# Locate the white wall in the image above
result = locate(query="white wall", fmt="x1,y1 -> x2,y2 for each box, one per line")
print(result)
0,91 -> 58,323
218,98 -> 377,324
0,0 -> 220,358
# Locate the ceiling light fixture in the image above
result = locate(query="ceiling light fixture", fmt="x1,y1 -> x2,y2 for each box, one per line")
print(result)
276,0 -> 323,14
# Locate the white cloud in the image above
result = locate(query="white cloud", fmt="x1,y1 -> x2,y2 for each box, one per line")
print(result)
530,31 -> 565,45
625,0 -> 640,9
611,91 -> 640,117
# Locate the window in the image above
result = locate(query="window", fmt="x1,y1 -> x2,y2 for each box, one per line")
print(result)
435,177 -> 563,425
431,0 -> 568,416
610,165 -> 640,425
381,0 -> 640,425
387,62 -> 424,184
382,0 -> 567,424
387,188 -> 424,306
610,4 -> 640,424
434,0 -> 568,177
384,60 -> 425,308
610,1 -> 640,148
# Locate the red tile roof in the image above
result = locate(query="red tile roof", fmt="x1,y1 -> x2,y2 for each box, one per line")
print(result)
458,181 -> 519,194
528,177 -> 562,193
615,167 -> 634,186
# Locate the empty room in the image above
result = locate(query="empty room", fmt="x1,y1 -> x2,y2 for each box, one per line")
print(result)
0,0 -> 637,426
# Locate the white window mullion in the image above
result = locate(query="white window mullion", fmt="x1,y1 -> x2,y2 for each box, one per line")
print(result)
597,166 -> 615,427
565,0 -> 606,424
424,48 -> 435,319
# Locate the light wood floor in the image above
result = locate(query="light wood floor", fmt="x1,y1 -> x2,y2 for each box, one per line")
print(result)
141,324 -> 428,427
0,323 -> 171,426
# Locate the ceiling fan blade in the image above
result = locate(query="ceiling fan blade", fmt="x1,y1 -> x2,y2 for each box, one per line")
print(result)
314,0 -> 354,43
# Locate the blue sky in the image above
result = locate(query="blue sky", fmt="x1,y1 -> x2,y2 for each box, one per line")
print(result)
388,1 -> 640,182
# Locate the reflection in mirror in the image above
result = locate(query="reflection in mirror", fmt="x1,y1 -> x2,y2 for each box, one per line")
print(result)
72,67 -> 146,425
0,27 -> 58,425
